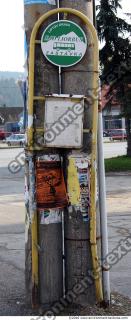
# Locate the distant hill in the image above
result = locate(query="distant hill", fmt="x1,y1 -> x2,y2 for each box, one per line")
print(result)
0,71 -> 25,80
0,71 -> 25,108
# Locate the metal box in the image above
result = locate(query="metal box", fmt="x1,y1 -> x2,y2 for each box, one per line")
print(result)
44,95 -> 84,148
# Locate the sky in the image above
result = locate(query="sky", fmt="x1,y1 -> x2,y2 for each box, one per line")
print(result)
0,0 -> 130,72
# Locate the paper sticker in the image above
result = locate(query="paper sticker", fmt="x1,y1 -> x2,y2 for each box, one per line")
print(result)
37,154 -> 60,162
28,115 -> 33,129
24,0 -> 56,4
39,209 -> 62,224
68,156 -> 90,222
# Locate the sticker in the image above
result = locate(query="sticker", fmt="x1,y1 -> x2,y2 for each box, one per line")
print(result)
25,211 -> 30,243
25,176 -> 29,204
29,159 -> 37,219
24,0 -> 56,5
28,115 -> 33,128
39,209 -> 62,224
41,20 -> 87,67
67,158 -> 81,206
37,154 -> 60,162
36,160 -> 68,209
68,156 -> 90,222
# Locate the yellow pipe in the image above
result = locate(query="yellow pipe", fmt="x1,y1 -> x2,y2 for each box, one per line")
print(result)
28,7 -> 103,303
28,7 -> 99,148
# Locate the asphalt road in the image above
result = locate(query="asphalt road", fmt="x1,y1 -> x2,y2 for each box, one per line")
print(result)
0,145 -> 130,315
0,140 -> 127,160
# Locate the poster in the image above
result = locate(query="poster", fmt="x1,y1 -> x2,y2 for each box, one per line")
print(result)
36,160 -> 68,209
24,0 -> 56,5
68,156 -> 90,222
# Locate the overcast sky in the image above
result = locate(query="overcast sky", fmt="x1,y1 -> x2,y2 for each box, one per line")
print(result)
0,0 -> 130,72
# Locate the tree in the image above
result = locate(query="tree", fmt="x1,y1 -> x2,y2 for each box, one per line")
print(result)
96,0 -> 131,155
0,77 -> 24,108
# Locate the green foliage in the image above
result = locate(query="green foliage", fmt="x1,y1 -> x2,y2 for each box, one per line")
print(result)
96,0 -> 131,80
97,0 -> 131,155
105,156 -> 131,172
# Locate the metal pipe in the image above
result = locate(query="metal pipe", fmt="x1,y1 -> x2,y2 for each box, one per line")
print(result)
93,0 -> 110,304
27,8 -> 103,302
98,108 -> 110,305
57,0 -> 62,94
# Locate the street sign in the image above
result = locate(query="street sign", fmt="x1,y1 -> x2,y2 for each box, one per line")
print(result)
41,20 -> 87,67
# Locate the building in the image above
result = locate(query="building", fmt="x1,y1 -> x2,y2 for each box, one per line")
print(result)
0,107 -> 23,127
102,85 -> 126,131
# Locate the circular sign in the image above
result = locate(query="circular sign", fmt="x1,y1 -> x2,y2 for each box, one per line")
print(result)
41,20 -> 87,68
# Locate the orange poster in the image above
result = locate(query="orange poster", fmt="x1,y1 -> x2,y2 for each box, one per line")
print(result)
36,161 -> 68,209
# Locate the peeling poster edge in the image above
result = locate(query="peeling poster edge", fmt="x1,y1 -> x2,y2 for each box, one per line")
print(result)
67,155 -> 91,223
39,209 -> 62,224
24,0 -> 56,5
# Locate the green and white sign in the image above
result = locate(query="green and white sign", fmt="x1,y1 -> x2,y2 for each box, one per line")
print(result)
41,20 -> 87,67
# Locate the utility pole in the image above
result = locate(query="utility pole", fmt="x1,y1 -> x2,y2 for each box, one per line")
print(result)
24,1 -> 63,306
24,0 -> 106,310
59,0 -> 102,305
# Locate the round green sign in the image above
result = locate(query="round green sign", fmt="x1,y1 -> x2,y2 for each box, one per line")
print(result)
41,20 -> 87,67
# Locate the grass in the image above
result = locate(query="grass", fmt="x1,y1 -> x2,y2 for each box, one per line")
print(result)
105,156 -> 131,172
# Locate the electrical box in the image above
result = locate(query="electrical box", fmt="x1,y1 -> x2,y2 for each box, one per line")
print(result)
44,95 -> 84,148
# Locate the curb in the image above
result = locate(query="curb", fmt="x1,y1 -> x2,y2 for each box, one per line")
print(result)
106,171 -> 131,177
0,145 -> 23,149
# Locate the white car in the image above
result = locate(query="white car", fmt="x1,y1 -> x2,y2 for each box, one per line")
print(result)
6,134 -> 25,147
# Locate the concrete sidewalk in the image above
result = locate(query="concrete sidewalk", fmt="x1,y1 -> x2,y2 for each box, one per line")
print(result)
0,143 -> 22,149
106,172 -> 131,299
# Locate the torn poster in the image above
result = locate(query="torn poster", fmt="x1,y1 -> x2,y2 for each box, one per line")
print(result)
36,160 -> 68,209
39,209 -> 62,224
68,156 -> 90,222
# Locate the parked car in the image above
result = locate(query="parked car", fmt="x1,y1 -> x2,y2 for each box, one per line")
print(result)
109,129 -> 127,141
0,129 -> 5,140
6,134 -> 25,147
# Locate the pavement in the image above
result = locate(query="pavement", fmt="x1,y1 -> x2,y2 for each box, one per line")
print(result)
106,172 -> 131,299
0,149 -> 25,315
0,148 -> 130,315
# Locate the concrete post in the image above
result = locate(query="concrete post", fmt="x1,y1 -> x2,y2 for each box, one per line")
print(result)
24,2 -> 63,306
59,0 -> 101,305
